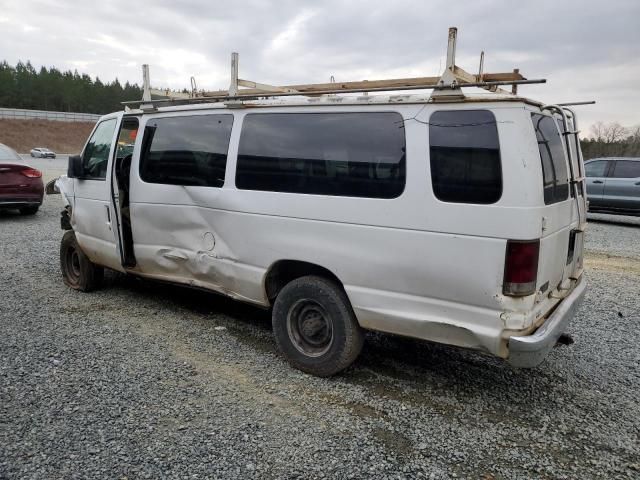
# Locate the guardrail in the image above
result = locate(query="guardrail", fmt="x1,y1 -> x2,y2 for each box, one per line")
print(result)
0,108 -> 100,123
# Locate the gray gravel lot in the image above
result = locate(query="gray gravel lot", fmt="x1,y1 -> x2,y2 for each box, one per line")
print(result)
1,196 -> 639,479
586,212 -> 640,260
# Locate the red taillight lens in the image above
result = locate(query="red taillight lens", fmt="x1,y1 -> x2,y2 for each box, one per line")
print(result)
21,168 -> 42,178
503,240 -> 540,296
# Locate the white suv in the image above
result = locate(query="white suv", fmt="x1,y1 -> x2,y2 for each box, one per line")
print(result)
50,91 -> 587,376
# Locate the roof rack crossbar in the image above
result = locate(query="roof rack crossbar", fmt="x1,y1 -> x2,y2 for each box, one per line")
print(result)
123,78 -> 546,108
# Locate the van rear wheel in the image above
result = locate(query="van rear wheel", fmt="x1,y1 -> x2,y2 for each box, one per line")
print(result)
60,231 -> 103,292
272,275 -> 364,377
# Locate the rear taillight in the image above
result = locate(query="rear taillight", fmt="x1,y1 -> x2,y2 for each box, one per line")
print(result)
503,240 -> 540,297
20,168 -> 42,178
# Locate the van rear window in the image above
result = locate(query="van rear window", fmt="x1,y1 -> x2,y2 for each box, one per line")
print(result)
429,110 -> 502,204
236,113 -> 405,198
531,113 -> 569,204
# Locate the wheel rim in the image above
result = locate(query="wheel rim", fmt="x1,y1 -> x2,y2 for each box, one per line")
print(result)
67,247 -> 81,283
286,299 -> 334,357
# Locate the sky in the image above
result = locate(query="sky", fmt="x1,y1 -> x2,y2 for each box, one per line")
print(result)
1,0 -> 638,133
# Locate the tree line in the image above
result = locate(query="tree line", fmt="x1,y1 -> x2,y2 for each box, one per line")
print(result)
581,122 -> 640,159
0,60 -> 142,114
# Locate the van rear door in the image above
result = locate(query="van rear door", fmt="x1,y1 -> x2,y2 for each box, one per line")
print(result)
554,108 -> 588,281
530,112 -> 579,294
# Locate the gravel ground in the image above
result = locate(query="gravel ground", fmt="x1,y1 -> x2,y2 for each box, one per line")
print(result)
586,212 -> 640,260
1,197 -> 639,480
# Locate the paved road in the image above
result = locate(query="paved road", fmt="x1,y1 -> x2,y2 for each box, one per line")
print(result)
20,154 -> 69,182
1,176 -> 639,478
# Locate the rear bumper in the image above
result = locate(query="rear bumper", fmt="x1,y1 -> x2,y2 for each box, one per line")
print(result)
0,193 -> 43,208
507,277 -> 586,368
0,200 -> 42,208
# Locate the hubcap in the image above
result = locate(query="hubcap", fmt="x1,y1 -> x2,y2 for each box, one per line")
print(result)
287,299 -> 333,357
67,248 -> 81,282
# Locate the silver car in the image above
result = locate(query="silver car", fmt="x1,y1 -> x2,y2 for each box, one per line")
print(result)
585,157 -> 640,216
30,147 -> 56,158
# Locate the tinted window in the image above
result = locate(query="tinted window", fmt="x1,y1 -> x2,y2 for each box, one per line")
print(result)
140,115 -> 233,187
612,160 -> 640,178
531,113 -> 569,204
429,110 -> 502,204
585,160 -> 608,177
236,113 -> 405,198
82,119 -> 117,179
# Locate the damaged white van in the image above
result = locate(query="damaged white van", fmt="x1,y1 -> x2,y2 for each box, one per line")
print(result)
49,40 -> 588,376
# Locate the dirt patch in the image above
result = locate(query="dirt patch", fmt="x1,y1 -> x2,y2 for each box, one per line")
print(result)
372,427 -> 413,455
584,252 -> 640,276
0,118 -> 95,154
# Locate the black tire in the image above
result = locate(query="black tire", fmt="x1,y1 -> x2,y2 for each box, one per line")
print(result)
60,231 -> 104,292
272,275 -> 364,377
19,205 -> 39,215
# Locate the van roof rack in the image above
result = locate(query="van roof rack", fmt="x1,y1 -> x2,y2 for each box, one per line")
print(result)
123,27 -> 547,110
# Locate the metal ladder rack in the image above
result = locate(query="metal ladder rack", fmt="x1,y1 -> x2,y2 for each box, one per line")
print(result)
123,27 -> 546,110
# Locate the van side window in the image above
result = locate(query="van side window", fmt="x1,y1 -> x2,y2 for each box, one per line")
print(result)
236,113 -> 405,198
140,115 -> 233,187
81,118 -> 117,180
531,113 -> 569,204
611,160 -> 640,178
429,110 -> 502,204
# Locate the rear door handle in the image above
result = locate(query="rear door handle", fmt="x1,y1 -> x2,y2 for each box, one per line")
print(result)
635,181 -> 640,185
592,180 -> 603,184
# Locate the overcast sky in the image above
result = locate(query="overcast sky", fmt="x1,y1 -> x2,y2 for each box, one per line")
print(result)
1,0 -> 638,132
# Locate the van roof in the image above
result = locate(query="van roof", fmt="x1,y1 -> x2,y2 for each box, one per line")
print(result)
125,91 -> 543,116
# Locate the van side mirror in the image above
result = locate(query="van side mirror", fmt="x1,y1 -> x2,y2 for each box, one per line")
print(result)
67,155 -> 83,178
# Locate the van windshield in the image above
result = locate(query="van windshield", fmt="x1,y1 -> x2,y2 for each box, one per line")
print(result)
531,113 -> 569,205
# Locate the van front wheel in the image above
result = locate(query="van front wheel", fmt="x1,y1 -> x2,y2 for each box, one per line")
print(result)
60,231 -> 103,292
272,275 -> 364,377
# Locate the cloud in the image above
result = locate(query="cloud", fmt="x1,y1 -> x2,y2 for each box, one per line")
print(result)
1,0 -> 638,129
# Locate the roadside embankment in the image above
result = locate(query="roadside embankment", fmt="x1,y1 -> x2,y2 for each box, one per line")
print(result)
0,118 -> 94,154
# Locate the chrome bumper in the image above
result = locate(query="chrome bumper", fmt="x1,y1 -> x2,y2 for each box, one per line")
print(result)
508,278 -> 586,368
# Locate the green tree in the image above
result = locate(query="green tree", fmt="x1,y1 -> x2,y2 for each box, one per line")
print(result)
0,60 -> 142,114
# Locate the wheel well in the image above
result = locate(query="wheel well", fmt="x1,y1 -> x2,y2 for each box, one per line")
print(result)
264,260 -> 344,304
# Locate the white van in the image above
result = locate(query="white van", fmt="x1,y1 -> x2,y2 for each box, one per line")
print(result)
51,89 -> 587,376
